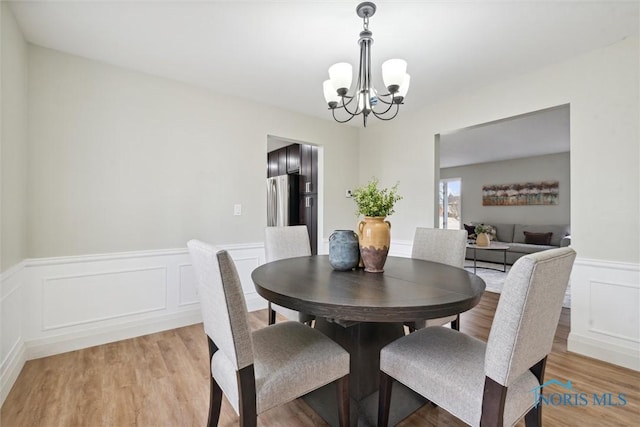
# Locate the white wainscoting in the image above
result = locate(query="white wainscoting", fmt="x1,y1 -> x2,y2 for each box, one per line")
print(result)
0,242 -> 268,406
3,242 -> 638,406
1,262 -> 26,406
568,258 -> 640,371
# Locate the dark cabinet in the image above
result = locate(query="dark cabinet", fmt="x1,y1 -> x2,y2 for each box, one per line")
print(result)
267,150 -> 279,178
267,142 -> 318,254
286,144 -> 300,173
277,149 -> 287,176
299,144 -> 318,254
267,144 -> 302,177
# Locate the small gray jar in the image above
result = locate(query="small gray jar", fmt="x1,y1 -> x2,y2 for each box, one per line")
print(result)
329,230 -> 360,271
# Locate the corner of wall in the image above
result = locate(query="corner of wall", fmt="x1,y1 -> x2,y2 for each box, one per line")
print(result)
1,261 -> 27,407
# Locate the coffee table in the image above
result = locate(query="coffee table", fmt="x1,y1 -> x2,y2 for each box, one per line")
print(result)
466,243 -> 510,274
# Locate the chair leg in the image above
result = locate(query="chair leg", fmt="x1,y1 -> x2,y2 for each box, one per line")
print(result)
378,371 -> 393,427
336,374 -> 350,427
524,404 -> 541,427
525,357 -> 547,427
480,376 -> 507,427
268,302 -> 276,325
207,337 -> 223,427
208,376 -> 223,427
238,365 -> 257,427
451,314 -> 460,331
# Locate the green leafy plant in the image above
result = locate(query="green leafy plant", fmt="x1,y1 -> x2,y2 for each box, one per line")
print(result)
352,178 -> 403,217
474,224 -> 496,241
474,224 -> 493,234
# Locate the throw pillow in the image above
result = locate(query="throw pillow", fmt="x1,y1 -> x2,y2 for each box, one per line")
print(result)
524,231 -> 553,245
463,223 -> 476,239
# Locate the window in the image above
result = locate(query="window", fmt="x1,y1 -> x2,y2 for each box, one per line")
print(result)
439,178 -> 461,229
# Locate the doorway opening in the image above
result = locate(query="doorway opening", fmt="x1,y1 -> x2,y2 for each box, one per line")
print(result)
266,135 -> 321,254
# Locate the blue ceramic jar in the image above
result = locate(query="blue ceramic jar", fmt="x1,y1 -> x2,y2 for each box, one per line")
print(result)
329,230 -> 360,271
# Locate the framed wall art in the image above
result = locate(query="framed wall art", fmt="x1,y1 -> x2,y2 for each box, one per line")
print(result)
482,181 -> 559,206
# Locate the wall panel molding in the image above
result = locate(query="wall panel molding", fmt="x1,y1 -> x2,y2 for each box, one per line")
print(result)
41,266 -> 168,331
0,243 -> 267,406
177,263 -> 198,307
569,257 -> 640,371
4,246 -> 638,407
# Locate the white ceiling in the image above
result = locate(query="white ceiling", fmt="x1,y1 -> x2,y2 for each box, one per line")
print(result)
6,1 -> 637,166
8,0 -> 639,129
439,105 -> 570,168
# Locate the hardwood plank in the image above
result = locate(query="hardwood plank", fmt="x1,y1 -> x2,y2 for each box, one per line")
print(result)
2,292 -> 639,426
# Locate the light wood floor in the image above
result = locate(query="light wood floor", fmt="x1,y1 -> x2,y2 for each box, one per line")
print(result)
2,292 -> 639,426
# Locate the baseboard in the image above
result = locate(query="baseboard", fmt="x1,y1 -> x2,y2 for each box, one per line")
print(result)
25,308 -> 202,361
0,340 -> 26,407
568,332 -> 640,371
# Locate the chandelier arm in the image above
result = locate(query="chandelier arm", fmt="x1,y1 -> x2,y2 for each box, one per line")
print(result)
373,93 -> 398,105
331,107 -> 358,123
340,92 -> 362,117
340,49 -> 365,117
369,97 -> 396,115
370,103 -> 401,121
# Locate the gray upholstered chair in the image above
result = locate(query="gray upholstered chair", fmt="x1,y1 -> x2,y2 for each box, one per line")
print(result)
264,226 -> 314,325
406,227 -> 468,332
187,240 -> 350,427
378,247 -> 576,427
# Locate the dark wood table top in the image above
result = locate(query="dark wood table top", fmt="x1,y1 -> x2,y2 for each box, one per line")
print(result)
251,255 -> 486,322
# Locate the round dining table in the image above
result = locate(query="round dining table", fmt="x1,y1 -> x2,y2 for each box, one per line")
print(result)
251,255 -> 486,427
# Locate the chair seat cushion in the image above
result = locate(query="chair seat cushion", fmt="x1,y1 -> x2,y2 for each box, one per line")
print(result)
380,327 -> 539,426
252,321 -> 349,413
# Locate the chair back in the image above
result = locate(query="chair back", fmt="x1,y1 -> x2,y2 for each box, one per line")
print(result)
187,240 -> 254,370
264,226 -> 311,262
411,227 -> 468,268
485,247 -> 576,386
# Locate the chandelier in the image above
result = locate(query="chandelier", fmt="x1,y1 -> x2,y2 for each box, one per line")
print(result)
323,2 -> 410,127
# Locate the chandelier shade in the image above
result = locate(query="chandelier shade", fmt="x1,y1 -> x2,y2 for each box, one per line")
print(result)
323,80 -> 341,106
322,2 -> 410,127
397,74 -> 411,99
328,62 -> 353,94
381,59 -> 407,91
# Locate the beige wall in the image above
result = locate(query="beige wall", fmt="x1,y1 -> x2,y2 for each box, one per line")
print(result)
359,37 -> 639,264
27,46 -> 359,258
9,34 -> 640,265
440,152 -> 571,226
1,3 -> 29,272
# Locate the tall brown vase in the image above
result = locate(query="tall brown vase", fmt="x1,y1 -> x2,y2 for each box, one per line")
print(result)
358,216 -> 391,273
476,233 -> 491,247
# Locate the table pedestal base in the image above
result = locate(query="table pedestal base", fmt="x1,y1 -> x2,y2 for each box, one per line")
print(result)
304,319 -> 427,426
